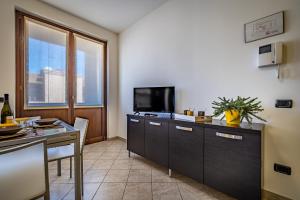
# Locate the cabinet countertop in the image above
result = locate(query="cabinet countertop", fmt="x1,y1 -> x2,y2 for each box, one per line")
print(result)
127,114 -> 264,134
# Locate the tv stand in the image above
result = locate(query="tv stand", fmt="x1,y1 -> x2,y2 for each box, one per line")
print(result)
127,114 -> 264,200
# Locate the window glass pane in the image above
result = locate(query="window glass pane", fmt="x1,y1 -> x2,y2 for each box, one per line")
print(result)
75,36 -> 104,106
26,19 -> 67,107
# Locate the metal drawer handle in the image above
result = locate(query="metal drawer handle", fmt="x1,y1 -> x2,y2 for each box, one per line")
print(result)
149,122 -> 161,126
216,132 -> 243,140
176,126 -> 193,132
130,119 -> 139,123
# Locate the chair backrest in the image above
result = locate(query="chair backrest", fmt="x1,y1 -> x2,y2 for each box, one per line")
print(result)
0,140 -> 49,200
74,117 -> 89,153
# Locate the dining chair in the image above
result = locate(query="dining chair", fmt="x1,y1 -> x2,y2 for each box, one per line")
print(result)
47,117 -> 89,195
0,139 -> 49,200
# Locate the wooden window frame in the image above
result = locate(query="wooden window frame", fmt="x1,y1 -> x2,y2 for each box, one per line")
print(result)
15,10 -> 107,129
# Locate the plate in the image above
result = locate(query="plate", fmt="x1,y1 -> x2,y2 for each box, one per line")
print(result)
0,126 -> 22,136
33,124 -> 56,128
35,118 -> 58,126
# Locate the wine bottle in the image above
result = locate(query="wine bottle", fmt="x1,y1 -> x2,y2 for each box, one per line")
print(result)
1,94 -> 13,124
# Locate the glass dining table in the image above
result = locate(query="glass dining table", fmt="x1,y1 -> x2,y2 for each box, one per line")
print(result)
0,120 -> 82,200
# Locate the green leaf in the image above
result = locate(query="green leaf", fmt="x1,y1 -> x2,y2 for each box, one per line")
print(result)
211,96 -> 266,124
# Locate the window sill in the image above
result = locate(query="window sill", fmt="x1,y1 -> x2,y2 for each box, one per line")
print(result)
74,105 -> 104,109
24,106 -> 69,110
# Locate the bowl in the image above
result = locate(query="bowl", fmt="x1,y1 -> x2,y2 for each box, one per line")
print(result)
0,126 -> 22,136
35,118 -> 58,126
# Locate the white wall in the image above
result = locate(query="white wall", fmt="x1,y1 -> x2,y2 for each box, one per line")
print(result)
118,0 -> 300,198
0,0 -> 119,138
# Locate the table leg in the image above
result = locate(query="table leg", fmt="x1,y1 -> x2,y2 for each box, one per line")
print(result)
70,157 -> 72,178
57,160 -> 61,176
44,143 -> 50,200
81,154 -> 84,196
74,131 -> 82,200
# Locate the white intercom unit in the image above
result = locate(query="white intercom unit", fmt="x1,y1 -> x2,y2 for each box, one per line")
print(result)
258,42 -> 283,67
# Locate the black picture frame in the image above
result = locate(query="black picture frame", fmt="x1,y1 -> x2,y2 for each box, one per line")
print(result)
244,11 -> 284,43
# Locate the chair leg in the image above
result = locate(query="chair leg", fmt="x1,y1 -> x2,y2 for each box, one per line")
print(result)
81,154 -> 84,196
44,192 -> 50,200
57,159 -> 61,176
70,157 -> 72,179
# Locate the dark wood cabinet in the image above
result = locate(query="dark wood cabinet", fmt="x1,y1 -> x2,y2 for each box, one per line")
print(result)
127,116 -> 145,156
127,114 -> 263,200
145,119 -> 169,167
169,121 -> 204,182
204,128 -> 261,200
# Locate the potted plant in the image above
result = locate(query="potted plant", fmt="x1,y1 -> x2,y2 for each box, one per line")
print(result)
212,96 -> 266,125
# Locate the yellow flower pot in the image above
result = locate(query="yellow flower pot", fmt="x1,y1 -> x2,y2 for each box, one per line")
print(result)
225,110 -> 240,125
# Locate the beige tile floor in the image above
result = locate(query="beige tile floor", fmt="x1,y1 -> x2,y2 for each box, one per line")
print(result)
44,138 -> 235,200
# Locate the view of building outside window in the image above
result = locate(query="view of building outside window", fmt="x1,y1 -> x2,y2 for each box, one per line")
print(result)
75,35 -> 104,106
26,19 -> 104,107
26,20 -> 68,106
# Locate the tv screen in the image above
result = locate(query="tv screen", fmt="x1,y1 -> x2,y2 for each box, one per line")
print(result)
134,87 -> 175,113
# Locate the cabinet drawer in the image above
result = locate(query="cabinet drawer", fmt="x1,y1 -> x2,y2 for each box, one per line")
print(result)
169,122 -> 204,182
204,128 -> 261,200
145,119 -> 169,167
127,117 -> 145,156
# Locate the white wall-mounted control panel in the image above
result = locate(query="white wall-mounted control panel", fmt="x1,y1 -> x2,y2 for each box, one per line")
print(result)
258,42 -> 282,67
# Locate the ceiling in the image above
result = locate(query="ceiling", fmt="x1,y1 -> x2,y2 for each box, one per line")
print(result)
41,0 -> 168,33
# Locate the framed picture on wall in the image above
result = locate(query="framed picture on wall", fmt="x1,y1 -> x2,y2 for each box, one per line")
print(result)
244,11 -> 284,43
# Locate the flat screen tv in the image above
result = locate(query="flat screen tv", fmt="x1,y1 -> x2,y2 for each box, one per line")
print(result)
134,86 -> 175,113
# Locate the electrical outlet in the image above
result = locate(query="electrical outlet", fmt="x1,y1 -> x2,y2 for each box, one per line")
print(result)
275,99 -> 293,108
274,163 -> 291,175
